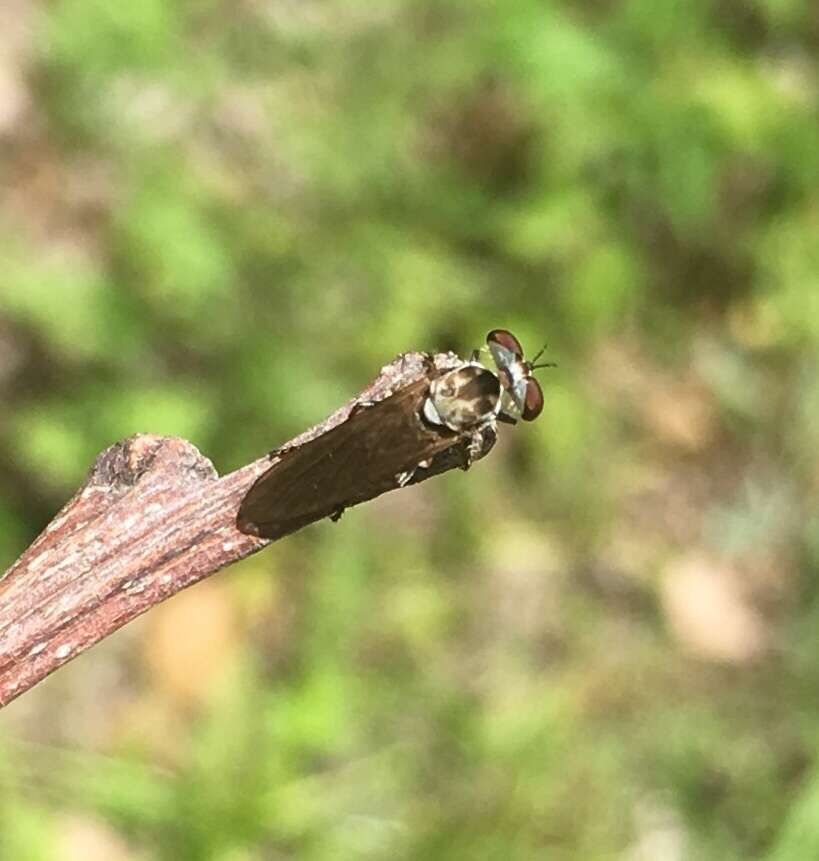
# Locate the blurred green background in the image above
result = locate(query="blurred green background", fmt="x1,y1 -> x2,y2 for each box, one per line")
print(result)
2,0 -> 819,858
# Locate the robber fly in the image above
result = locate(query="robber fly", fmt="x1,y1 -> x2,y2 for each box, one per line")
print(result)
236,330 -> 551,540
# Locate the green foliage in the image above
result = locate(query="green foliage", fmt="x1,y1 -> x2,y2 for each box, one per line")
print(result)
1,0 -> 819,857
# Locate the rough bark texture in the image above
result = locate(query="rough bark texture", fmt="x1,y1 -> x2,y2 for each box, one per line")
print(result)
0,350 -> 495,708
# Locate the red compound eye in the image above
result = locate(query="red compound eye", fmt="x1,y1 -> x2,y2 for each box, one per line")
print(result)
522,378 -> 544,421
486,329 -> 524,360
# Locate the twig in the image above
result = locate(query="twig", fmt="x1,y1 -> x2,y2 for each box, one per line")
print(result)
0,350 -> 495,708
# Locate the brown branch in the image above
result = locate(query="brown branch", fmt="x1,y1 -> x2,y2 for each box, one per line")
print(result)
0,350 -> 495,708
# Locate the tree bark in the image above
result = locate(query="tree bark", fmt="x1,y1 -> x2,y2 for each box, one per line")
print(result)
0,350 -> 495,708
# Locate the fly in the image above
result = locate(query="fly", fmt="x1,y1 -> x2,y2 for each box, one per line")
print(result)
237,331 -> 551,540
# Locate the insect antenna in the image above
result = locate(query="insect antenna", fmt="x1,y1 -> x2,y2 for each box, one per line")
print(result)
528,342 -> 557,370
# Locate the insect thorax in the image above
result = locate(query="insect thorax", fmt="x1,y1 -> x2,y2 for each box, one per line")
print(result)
423,364 -> 501,432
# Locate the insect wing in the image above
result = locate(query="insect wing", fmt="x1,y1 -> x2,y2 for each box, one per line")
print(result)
237,378 -> 460,540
